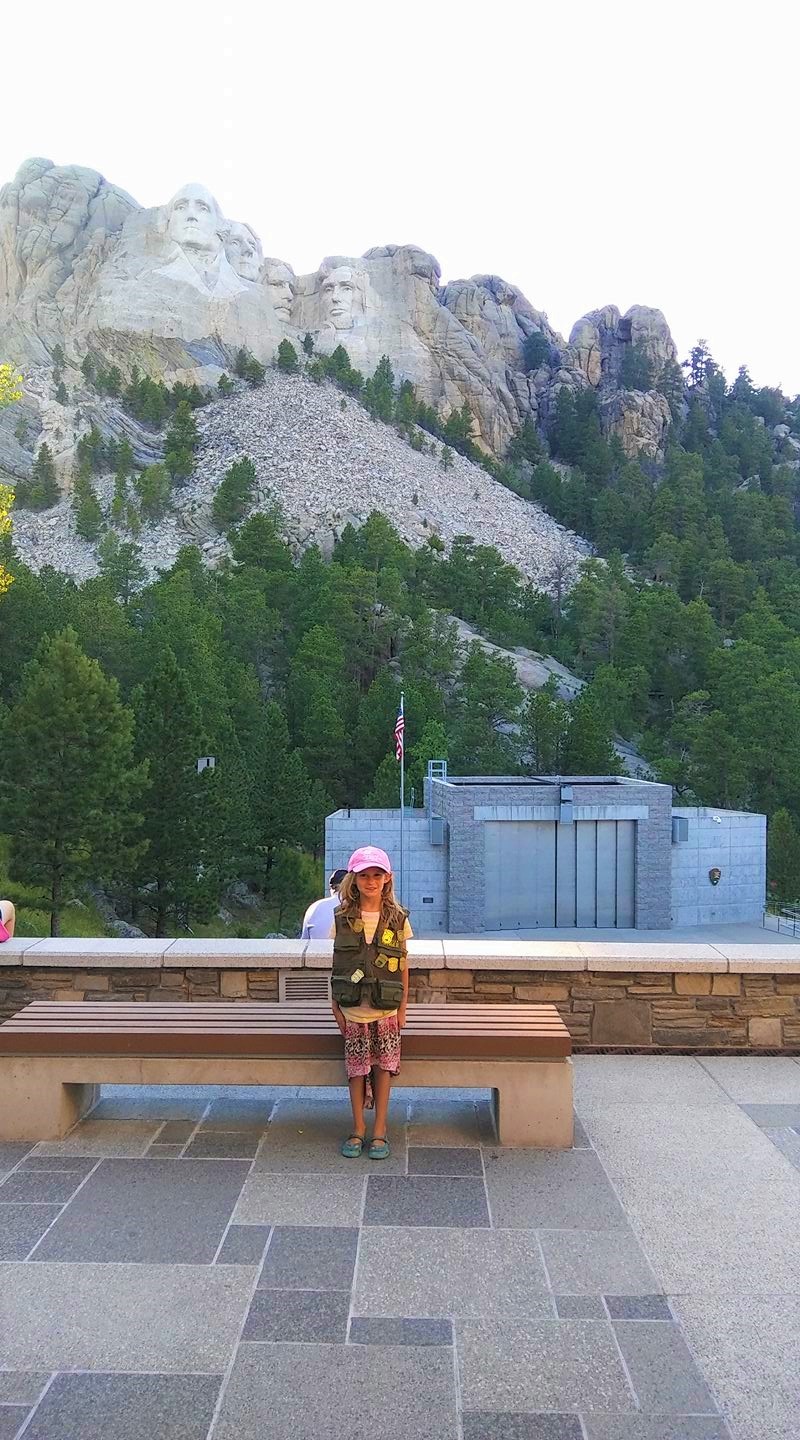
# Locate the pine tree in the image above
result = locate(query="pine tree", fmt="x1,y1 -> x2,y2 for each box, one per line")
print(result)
98,531 -> 146,605
23,444 -> 60,510
277,339 -> 299,374
164,400 -> 198,482
250,701 -> 309,888
520,680 -> 570,774
132,646 -> 225,935
302,332 -> 314,357
55,381 -> 68,405
72,467 -> 104,541
212,456 -> 257,531
364,751 -> 400,806
218,373 -> 234,396
561,692 -> 622,775
1,628 -> 144,934
135,463 -> 171,520
767,808 -> 800,906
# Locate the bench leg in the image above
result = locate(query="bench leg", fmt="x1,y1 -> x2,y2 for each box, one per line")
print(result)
0,1058 -> 99,1141
493,1059 -> 574,1147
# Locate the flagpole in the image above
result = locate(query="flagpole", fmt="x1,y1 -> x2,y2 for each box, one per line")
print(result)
399,691 -> 405,908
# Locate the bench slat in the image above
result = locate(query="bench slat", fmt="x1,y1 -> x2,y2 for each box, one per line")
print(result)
0,1000 -> 570,1060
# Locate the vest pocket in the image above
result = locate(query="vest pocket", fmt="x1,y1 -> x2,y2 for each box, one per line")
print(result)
374,977 -> 404,1010
332,976 -> 362,1007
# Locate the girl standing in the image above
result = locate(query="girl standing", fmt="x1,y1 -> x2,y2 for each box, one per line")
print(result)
330,846 -> 412,1159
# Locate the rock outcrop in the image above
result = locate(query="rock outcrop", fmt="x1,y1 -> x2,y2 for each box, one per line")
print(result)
1,157 -> 681,463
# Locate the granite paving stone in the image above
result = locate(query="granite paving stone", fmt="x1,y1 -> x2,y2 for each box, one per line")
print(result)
20,1372 -> 223,1440
88,1095 -> 209,1121
739,1103 -> 800,1129
408,1146 -> 484,1175
216,1224 -> 271,1265
146,1144 -> 184,1157
0,1205 -> 63,1260
32,1119 -> 162,1159
0,1407 -> 28,1439
255,1099 -> 406,1174
764,1128 -> 800,1171
555,1295 -> 607,1319
0,1375 -> 50,1406
0,1171 -> 85,1204
574,1056 -> 729,1110
582,1420 -> 731,1439
698,1056 -> 800,1103
605,1295 -> 672,1321
613,1321 -> 718,1413
349,1317 -> 453,1345
0,1144 -> 32,1180
355,1227 -> 551,1318
233,1171 -> 365,1227
365,1175 -> 490,1228
200,1094 -> 282,1130
154,1121 -> 198,1143
462,1416 -> 583,1440
183,1132 -> 261,1159
407,1097 -> 496,1146
258,1225 -> 358,1290
484,1151 -> 629,1230
30,1159 -> 251,1264
211,1340 -> 459,1439
16,1156 -> 98,1174
0,1262 -> 255,1371
538,1230 -> 660,1295
671,1292 -> 800,1440
457,1318 -> 635,1413
242,1288 -> 350,1343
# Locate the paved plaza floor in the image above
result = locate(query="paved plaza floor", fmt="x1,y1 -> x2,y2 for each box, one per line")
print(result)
1,1057 -> 799,1439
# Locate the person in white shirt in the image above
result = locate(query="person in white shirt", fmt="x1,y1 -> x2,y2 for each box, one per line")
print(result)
299,869 -> 347,940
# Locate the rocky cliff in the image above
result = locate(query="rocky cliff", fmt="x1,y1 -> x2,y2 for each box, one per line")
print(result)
1,157 -> 679,464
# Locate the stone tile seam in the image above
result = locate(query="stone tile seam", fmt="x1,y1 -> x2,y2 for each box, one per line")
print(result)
209,1145 -> 262,1265
7,1370 -> 59,1440
18,1157 -> 104,1262
204,1224 -> 272,1440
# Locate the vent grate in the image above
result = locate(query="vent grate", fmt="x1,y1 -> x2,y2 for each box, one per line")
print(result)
279,971 -> 331,1003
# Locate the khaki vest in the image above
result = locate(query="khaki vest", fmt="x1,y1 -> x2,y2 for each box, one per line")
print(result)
331,908 -> 408,1012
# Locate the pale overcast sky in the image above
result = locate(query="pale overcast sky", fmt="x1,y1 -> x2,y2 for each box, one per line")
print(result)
3,0 -> 797,393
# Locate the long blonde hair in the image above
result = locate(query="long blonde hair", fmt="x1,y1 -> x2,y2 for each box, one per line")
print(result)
337,870 -> 406,933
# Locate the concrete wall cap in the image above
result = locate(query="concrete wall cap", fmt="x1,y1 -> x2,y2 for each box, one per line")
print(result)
443,939 -> 585,971
21,938 -> 169,968
164,938 -> 304,968
0,938 -> 39,965
579,943 -> 727,972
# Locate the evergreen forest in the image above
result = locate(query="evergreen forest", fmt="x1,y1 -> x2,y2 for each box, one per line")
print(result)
2,337 -> 800,933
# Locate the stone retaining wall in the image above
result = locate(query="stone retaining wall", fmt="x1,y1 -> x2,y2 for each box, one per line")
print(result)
1,937 -> 798,1051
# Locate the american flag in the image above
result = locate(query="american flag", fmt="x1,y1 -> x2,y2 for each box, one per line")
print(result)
394,696 -> 405,762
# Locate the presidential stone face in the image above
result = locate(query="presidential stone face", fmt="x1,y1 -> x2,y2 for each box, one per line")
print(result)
319,265 -> 358,329
166,184 -> 225,255
263,258 -> 295,320
226,221 -> 263,282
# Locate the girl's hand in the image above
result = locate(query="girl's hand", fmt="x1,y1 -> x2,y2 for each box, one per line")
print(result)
397,1003 -> 407,1030
332,1003 -> 347,1036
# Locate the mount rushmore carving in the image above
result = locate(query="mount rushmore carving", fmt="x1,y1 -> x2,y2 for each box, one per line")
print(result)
0,158 -> 677,459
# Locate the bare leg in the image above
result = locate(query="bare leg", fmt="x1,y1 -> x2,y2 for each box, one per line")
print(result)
0,901 -> 15,938
348,1075 -> 367,1139
372,1068 -> 393,1141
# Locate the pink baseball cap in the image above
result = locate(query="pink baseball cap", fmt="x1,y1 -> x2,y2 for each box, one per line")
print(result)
347,845 -> 392,874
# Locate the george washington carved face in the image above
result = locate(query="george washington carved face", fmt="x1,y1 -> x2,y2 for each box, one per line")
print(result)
166,184 -> 225,255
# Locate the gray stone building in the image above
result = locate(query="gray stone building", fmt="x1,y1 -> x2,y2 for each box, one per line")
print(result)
325,768 -> 766,936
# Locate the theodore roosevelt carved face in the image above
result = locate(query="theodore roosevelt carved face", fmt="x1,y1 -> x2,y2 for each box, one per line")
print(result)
263,258 -> 296,320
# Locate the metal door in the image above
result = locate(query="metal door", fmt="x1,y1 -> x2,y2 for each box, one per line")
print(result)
483,819 -> 636,929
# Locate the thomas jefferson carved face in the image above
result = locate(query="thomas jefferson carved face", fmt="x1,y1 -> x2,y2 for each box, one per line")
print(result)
263,259 -> 295,320
226,221 -> 263,281
166,184 -> 225,255
319,265 -> 358,328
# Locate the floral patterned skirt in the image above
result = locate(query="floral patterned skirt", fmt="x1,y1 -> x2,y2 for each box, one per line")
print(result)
344,1015 -> 401,1078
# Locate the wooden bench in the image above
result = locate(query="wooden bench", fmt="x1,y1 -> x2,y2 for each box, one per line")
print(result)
0,1000 -> 573,1147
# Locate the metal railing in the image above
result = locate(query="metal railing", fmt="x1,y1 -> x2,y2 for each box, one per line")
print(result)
763,907 -> 800,936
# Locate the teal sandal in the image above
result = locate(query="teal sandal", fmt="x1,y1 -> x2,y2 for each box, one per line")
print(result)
369,1136 -> 391,1160
341,1134 -> 365,1158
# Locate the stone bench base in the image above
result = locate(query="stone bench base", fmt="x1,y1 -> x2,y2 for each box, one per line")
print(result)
0,1054 -> 573,1148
